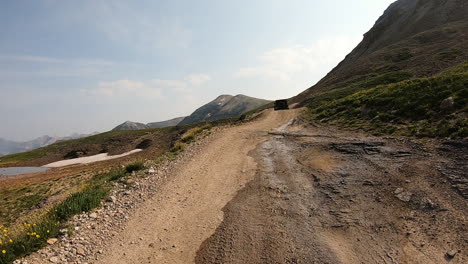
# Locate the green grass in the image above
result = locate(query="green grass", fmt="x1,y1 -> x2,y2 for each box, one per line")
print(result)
54,185 -> 109,221
307,62 -> 468,138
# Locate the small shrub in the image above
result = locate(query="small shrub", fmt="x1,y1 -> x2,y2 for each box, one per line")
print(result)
125,162 -> 145,173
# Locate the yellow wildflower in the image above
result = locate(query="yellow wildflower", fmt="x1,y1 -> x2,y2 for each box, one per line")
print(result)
9,239 -> 13,243
36,235 -> 40,238
2,250 -> 6,254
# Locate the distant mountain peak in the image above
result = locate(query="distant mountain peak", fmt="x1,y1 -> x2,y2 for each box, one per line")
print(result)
112,121 -> 149,131
178,94 -> 271,125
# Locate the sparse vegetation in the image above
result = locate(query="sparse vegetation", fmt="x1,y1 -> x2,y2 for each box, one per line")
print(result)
0,185 -> 50,225
384,50 -> 413,63
434,48 -> 464,61
305,71 -> 413,107
181,124 -> 212,143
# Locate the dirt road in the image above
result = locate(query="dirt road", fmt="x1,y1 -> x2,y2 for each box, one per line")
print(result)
95,109 -> 299,264
93,108 -> 467,264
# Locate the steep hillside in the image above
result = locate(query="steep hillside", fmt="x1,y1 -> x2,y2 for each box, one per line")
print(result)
179,95 -> 271,125
112,121 -> 149,131
147,116 -> 185,128
294,0 -> 468,137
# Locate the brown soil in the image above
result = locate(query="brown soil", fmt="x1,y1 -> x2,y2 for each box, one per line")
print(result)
91,108 -> 467,264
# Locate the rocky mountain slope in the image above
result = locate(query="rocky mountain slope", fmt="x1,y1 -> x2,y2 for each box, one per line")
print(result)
147,117 -> 186,129
112,117 -> 186,131
294,0 -> 468,137
112,121 -> 149,131
179,95 -> 271,125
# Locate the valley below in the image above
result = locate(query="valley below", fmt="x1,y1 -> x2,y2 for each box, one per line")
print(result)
18,108 -> 467,264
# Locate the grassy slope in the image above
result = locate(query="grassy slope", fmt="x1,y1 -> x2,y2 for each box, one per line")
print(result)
0,127 -> 178,167
307,62 -> 468,137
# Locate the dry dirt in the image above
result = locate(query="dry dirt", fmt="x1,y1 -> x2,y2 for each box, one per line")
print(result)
94,109 -> 299,264
24,108 -> 468,264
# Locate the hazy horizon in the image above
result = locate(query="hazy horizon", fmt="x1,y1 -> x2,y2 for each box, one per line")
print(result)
1,0 -> 395,141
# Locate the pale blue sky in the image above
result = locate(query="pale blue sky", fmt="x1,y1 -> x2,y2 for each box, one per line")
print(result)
0,0 -> 395,141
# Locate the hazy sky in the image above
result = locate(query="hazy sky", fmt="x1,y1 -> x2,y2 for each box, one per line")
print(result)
0,0 -> 395,141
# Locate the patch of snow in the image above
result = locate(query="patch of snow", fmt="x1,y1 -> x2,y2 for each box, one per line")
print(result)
42,149 -> 143,168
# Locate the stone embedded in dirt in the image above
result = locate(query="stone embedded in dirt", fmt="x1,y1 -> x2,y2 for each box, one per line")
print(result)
394,188 -> 404,194
148,167 -> 155,174
446,250 -> 457,259
47,238 -> 58,245
89,212 -> 98,219
107,195 -> 117,203
49,256 -> 59,263
396,190 -> 413,202
76,247 -> 86,256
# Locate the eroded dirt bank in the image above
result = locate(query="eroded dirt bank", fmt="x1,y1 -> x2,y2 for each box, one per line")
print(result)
196,116 -> 468,264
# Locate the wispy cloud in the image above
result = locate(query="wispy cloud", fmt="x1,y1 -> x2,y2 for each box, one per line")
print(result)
80,73 -> 211,99
0,55 -> 115,77
81,79 -> 162,99
234,36 -> 361,81
185,74 -> 211,86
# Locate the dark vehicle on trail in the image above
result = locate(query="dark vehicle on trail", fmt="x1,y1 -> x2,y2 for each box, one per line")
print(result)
274,99 -> 289,110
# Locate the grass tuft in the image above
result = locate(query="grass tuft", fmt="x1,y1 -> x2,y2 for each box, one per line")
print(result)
124,162 -> 145,174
